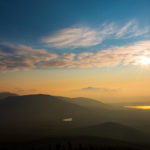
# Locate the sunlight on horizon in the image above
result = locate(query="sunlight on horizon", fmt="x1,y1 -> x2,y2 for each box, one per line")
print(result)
125,105 -> 150,110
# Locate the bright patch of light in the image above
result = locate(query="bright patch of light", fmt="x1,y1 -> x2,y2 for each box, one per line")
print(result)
125,106 -> 150,110
63,118 -> 72,122
139,56 -> 150,65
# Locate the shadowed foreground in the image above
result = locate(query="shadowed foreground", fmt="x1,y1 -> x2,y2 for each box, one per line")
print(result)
0,94 -> 150,150
0,136 -> 150,150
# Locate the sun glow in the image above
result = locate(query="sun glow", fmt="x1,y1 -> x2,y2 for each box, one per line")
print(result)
125,106 -> 150,110
139,56 -> 150,65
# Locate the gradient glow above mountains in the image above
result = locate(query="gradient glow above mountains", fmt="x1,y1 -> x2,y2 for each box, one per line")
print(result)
0,0 -> 150,101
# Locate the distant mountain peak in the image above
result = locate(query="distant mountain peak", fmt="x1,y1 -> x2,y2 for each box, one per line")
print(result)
0,92 -> 18,99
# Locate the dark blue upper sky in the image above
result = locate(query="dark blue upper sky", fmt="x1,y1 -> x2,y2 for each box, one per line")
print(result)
0,0 -> 150,47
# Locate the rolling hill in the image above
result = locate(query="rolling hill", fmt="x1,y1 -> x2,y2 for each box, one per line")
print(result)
57,96 -> 108,109
0,92 -> 18,99
73,122 -> 149,144
0,94 -> 150,146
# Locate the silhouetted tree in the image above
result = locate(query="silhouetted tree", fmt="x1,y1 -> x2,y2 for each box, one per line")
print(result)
49,144 -> 52,150
79,144 -> 83,150
62,145 -> 65,150
32,146 -> 35,150
68,142 -> 72,150
1,148 -> 7,150
89,144 -> 94,150
56,143 -> 61,150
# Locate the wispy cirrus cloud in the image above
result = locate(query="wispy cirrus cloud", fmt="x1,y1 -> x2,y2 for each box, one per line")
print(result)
42,23 -> 115,48
42,25 -> 114,48
1,40 -> 150,72
115,20 -> 149,38
115,20 -> 134,38
42,20 -> 149,48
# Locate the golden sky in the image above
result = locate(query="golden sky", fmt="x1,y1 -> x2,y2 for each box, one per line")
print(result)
1,64 -> 150,103
1,1 -> 150,103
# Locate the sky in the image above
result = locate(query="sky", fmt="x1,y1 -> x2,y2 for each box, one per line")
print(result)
0,0 -> 150,102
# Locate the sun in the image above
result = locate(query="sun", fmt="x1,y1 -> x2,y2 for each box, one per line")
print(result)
139,56 -> 150,65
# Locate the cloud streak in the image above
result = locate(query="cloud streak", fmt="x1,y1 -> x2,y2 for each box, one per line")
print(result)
115,20 -> 149,39
42,26 -> 109,48
42,20 -> 149,48
1,40 -> 150,72
74,87 -> 117,92
0,43 -> 58,72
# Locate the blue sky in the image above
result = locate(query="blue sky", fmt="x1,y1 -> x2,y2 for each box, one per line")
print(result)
0,0 -> 150,49
0,0 -> 150,70
0,0 -> 150,72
